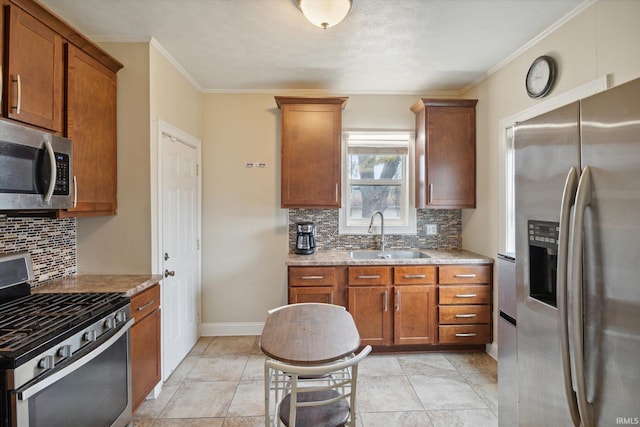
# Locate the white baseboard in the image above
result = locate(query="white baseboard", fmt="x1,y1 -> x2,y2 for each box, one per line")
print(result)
200,322 -> 265,337
485,342 -> 498,360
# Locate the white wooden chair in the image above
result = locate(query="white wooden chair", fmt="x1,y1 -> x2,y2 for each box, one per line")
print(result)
264,345 -> 371,427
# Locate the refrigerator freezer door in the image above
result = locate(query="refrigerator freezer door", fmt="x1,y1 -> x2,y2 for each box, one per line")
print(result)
578,77 -> 640,426
514,101 -> 580,426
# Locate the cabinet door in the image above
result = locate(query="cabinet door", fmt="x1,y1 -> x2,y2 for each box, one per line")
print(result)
412,99 -> 477,209
131,307 -> 161,411
348,286 -> 391,346
6,5 -> 63,132
279,101 -> 343,208
290,286 -> 336,305
62,45 -> 117,216
393,285 -> 436,345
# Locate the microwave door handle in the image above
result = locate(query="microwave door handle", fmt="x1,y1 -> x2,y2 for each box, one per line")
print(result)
557,167 -> 581,427
43,140 -> 57,202
570,166 -> 593,427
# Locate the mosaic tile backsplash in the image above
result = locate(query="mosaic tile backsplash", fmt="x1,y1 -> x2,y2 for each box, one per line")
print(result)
288,208 -> 461,252
0,217 -> 77,285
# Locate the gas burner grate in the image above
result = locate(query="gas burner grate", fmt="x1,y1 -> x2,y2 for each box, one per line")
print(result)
0,292 -> 127,355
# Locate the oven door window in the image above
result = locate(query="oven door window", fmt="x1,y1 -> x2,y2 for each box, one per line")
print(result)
19,332 -> 130,427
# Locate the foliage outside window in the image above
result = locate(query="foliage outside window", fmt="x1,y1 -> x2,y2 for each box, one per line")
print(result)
339,131 -> 416,234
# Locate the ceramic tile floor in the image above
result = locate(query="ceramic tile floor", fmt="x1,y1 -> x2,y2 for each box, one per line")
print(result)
133,336 -> 498,427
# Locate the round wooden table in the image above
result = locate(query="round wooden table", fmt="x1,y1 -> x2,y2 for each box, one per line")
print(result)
260,303 -> 361,365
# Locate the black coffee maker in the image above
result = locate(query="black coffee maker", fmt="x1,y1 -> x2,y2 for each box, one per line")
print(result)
295,222 -> 316,255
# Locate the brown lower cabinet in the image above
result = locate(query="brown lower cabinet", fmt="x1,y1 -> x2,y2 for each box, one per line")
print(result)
288,262 -> 492,350
130,283 -> 161,412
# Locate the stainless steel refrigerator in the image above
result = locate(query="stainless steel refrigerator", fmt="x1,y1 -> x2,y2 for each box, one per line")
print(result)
514,77 -> 640,427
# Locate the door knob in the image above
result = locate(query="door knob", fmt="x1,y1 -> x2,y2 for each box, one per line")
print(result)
164,269 -> 175,278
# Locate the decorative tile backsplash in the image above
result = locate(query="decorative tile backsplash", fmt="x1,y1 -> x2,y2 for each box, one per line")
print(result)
0,217 -> 77,285
288,209 -> 461,252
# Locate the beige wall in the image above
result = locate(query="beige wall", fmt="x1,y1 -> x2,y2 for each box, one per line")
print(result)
462,0 -> 640,351
77,0 -> 640,336
200,93 -> 419,327
463,0 -> 640,259
76,43 -> 151,273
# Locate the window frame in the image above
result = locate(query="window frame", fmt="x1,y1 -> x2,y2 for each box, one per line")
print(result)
339,130 -> 416,235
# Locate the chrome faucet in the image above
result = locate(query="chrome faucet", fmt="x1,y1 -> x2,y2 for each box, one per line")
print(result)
368,210 -> 386,252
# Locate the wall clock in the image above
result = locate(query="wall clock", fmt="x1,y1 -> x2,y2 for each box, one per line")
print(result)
525,55 -> 556,99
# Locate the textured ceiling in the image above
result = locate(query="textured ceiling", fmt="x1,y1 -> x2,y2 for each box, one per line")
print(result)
40,0 -> 587,94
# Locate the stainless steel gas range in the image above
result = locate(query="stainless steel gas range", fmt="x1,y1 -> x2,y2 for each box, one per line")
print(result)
0,252 -> 133,427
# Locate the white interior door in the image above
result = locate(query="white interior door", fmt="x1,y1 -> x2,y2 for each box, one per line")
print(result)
161,132 -> 200,380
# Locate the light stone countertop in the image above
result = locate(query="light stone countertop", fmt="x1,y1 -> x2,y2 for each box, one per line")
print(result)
33,274 -> 163,297
287,249 -> 493,266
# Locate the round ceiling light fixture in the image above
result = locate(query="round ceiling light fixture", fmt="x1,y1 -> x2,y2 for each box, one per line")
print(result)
299,0 -> 352,29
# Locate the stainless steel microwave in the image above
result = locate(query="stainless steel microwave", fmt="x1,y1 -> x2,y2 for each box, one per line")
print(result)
0,119 -> 72,211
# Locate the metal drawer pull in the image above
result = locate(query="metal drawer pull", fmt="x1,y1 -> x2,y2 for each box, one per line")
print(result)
301,275 -> 324,280
455,333 -> 477,337
455,294 -> 477,298
358,275 -> 381,279
403,274 -> 426,279
137,300 -> 155,312
455,314 -> 477,318
454,274 -> 477,278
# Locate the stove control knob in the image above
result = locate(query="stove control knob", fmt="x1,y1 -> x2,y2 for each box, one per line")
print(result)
83,330 -> 97,342
57,345 -> 72,358
104,317 -> 116,329
115,311 -> 127,324
38,355 -> 54,370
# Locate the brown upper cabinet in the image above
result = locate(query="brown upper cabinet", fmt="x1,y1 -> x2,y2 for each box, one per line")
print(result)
61,45 -> 118,216
410,98 -> 478,209
1,0 -> 123,217
4,4 -> 63,132
275,96 -> 347,208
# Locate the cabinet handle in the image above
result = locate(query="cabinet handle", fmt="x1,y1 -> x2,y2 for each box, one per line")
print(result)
455,294 -> 477,298
137,300 -> 155,312
12,74 -> 21,114
335,183 -> 338,203
383,290 -> 388,312
73,176 -> 78,208
395,290 -> 400,312
358,275 -> 380,279
403,274 -> 426,279
301,275 -> 324,280
330,291 -> 334,304
455,314 -> 477,318
455,333 -> 477,337
429,183 -> 433,204
454,274 -> 477,278
0,66 -> 3,107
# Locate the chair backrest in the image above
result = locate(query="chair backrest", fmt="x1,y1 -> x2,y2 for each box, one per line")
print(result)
267,302 -> 346,315
265,345 -> 372,427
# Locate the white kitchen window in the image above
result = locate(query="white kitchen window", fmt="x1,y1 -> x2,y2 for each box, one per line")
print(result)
339,131 -> 416,234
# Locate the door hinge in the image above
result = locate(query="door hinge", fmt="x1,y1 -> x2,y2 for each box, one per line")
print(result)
196,164 -> 200,176
197,239 -> 200,250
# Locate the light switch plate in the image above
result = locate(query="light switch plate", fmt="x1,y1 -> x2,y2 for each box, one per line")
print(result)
426,224 -> 438,235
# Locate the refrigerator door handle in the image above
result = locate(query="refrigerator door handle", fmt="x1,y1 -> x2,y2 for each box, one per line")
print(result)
557,167 -> 581,427
569,166 -> 593,427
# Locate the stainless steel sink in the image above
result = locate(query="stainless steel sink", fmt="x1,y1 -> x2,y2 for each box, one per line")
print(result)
349,250 -> 431,260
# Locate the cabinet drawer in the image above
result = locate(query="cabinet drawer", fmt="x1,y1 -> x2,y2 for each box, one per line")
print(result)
439,305 -> 491,324
439,265 -> 490,284
131,283 -> 161,323
348,266 -> 391,285
289,267 -> 336,286
439,285 -> 491,305
438,324 -> 491,344
394,266 -> 437,285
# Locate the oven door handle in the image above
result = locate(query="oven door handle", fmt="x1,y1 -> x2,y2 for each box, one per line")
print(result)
16,318 -> 134,401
